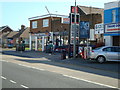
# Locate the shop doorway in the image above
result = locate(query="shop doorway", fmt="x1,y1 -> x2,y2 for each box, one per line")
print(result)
37,36 -> 47,51
113,36 -> 120,46
31,41 -> 35,50
37,37 -> 42,51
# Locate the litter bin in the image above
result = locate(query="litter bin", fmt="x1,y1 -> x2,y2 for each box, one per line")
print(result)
61,50 -> 66,60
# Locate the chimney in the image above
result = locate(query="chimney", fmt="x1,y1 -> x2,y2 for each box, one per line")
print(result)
21,25 -> 25,30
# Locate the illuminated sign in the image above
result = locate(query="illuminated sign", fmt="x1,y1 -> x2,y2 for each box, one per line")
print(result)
105,23 -> 120,33
61,17 -> 70,24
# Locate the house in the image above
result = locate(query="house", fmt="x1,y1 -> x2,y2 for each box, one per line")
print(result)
19,27 -> 30,47
78,5 -> 104,27
0,26 -> 13,48
0,26 -> 13,34
29,14 -> 70,51
0,32 -> 10,48
6,31 -> 19,47
77,5 -> 104,46
0,25 -> 30,48
13,25 -> 30,47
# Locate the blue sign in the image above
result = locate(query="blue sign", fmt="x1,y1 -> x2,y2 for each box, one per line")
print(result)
79,21 -> 90,38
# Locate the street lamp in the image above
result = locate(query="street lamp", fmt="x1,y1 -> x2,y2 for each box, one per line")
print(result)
73,0 -> 77,58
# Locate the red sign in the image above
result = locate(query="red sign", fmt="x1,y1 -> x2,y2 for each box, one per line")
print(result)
62,17 -> 70,24
71,6 -> 78,13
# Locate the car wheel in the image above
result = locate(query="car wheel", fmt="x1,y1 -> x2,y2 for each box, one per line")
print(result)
97,56 -> 106,63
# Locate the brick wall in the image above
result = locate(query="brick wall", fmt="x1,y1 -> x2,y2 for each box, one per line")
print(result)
30,17 -> 69,33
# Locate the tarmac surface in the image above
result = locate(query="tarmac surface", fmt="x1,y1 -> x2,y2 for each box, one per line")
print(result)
2,50 -> 120,73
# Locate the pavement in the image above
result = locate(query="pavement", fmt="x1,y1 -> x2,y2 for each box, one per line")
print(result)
1,49 -> 120,73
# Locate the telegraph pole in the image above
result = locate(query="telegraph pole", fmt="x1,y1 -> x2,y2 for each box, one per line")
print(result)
45,6 -> 54,43
45,6 -> 53,20
73,0 -> 77,58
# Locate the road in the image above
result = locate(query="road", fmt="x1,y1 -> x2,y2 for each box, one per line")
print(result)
1,54 -> 119,89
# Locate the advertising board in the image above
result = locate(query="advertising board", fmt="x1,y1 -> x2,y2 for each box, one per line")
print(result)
95,23 -> 104,34
79,21 -> 90,38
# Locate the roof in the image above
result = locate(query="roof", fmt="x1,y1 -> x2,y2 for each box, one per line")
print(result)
7,31 -> 19,38
29,14 -> 69,20
0,26 -> 13,32
13,28 -> 26,38
78,5 -> 104,15
104,0 -> 119,10
0,26 -> 6,31
0,32 -> 10,39
20,27 -> 30,38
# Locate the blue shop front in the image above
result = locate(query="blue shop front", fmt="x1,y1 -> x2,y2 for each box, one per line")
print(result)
104,1 -> 120,46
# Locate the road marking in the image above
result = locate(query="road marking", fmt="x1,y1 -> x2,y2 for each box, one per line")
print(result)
1,60 -> 9,62
21,85 -> 29,88
18,63 -> 45,71
10,80 -> 17,84
18,64 -> 31,68
62,74 -> 118,89
31,67 -> 45,71
1,76 -> 6,80
18,64 -> 22,66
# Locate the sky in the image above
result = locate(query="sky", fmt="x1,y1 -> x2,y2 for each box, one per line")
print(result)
0,0 -> 115,31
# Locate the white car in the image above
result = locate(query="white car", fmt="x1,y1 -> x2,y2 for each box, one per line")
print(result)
89,46 -> 120,63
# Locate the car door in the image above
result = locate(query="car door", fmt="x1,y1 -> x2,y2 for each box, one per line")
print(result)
114,47 -> 120,61
103,47 -> 118,61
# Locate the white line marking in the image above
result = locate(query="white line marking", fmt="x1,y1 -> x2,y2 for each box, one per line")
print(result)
1,76 -> 6,80
21,85 -> 29,88
10,80 -> 17,84
18,63 -> 45,71
31,67 -> 45,71
62,74 -> 118,88
1,60 -> 9,62
18,64 -> 32,68
23,65 -> 31,68
18,64 -> 22,66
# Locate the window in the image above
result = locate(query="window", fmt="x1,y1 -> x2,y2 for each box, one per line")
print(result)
103,47 -> 120,52
43,19 -> 49,27
32,21 -> 37,29
103,47 -> 112,52
114,47 -> 120,52
112,10 -> 116,23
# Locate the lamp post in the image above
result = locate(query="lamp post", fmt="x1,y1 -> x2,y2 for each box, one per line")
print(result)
73,0 -> 77,58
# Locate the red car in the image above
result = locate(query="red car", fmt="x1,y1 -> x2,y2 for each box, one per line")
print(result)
54,46 -> 68,52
